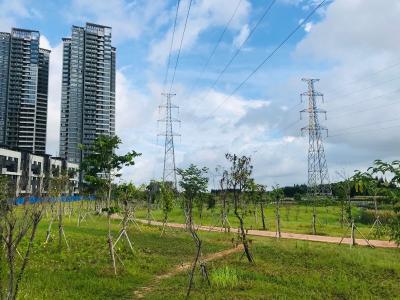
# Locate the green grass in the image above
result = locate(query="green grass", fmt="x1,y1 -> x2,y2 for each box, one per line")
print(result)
12,209 -> 399,299
135,204 -> 386,239
17,214 -> 229,299
145,237 -> 400,299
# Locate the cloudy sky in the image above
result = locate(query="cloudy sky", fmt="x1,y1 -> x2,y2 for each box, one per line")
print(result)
1,0 -> 399,187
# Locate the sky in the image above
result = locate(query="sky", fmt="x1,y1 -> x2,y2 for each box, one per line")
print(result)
1,0 -> 400,188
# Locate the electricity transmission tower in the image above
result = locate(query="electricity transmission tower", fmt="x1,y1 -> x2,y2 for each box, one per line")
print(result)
158,92 -> 180,189
300,78 -> 332,195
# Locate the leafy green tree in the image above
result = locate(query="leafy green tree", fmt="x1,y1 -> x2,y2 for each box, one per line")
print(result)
369,160 -> 400,245
116,183 -> 138,230
159,182 -> 175,236
225,153 -> 254,263
247,179 -> 267,230
80,135 -> 141,275
177,164 -> 209,300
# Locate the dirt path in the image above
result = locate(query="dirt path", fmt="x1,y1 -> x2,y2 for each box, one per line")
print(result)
136,219 -> 398,249
133,245 -> 243,299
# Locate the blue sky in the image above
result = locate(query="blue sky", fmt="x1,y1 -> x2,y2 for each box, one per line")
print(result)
1,0 -> 400,187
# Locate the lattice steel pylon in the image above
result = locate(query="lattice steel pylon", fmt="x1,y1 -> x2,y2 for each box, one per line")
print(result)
158,92 -> 180,189
300,78 -> 332,196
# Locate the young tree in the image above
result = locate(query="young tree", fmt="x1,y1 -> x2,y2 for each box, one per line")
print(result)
113,182 -> 138,253
145,180 -> 160,225
271,185 -> 284,238
0,176 -> 43,300
225,153 -> 254,263
159,182 -> 174,236
177,164 -> 209,300
80,135 -> 141,275
219,169 -> 231,232
369,160 -> 400,245
248,180 -> 267,230
47,170 -> 71,253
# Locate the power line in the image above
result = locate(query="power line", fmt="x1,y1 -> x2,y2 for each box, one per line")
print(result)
328,88 -> 400,111
208,0 -> 327,117
324,60 -> 400,95
169,0 -> 193,93
328,123 -> 400,138
163,0 -> 181,91
199,0 -> 277,102
329,117 -> 400,135
328,74 -> 400,102
198,0 -> 243,84
331,98 -> 399,118
186,0 -> 243,98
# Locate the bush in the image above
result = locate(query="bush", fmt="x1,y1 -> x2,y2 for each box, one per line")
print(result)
358,209 -> 395,225
102,206 -> 121,214
210,266 -> 239,289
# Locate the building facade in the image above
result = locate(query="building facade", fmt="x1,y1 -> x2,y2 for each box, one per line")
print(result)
0,28 -> 50,155
59,23 -> 116,164
0,146 -> 79,197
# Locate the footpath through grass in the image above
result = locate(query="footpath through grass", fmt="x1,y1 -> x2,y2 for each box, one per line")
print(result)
135,205 -> 384,239
18,215 -> 229,299
146,237 -> 400,299
16,212 -> 400,299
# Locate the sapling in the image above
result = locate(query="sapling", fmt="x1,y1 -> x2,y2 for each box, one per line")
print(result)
159,182 -> 174,236
225,153 -> 254,263
177,164 -> 209,299
81,135 -> 140,275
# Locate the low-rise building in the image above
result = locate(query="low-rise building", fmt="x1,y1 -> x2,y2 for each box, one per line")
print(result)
0,146 -> 80,197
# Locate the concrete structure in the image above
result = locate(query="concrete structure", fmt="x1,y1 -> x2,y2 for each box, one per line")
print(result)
0,147 -> 79,197
59,23 -> 116,164
0,28 -> 50,154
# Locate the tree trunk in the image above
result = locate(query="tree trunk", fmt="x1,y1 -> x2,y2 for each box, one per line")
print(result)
107,180 -> 117,275
276,200 -> 281,238
186,225 -> 202,300
312,203 -> 317,235
260,202 -> 266,230
58,198 -> 63,254
6,231 -> 15,300
14,216 -> 40,299
234,193 -> 254,263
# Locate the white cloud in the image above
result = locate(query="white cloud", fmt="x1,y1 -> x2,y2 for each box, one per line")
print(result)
292,0 -> 400,178
65,0 -> 170,43
0,0 -> 37,31
40,36 -> 63,156
148,0 -> 251,65
233,24 -> 250,48
303,22 -> 312,32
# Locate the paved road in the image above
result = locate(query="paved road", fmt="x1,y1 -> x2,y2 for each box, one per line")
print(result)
136,219 -> 398,249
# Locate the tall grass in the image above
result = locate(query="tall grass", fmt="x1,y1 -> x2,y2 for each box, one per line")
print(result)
210,266 -> 239,288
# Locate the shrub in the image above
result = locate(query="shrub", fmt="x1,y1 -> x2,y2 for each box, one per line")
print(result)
358,209 -> 395,225
210,266 -> 239,289
101,206 -> 121,214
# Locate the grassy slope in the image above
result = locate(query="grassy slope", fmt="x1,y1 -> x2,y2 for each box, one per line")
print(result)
135,204 -> 383,238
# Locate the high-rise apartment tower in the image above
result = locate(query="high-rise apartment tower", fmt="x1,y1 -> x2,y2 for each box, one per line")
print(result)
59,23 -> 116,164
0,28 -> 50,154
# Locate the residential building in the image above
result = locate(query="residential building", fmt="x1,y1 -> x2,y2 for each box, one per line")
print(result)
0,28 -> 50,154
59,23 -> 116,164
0,146 -> 80,197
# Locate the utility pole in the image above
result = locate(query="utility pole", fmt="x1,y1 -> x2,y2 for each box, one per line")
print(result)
158,92 -> 180,189
300,78 -> 331,234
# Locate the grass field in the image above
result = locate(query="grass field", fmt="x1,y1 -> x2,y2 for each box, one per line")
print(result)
134,204 -> 385,239
14,212 -> 400,299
